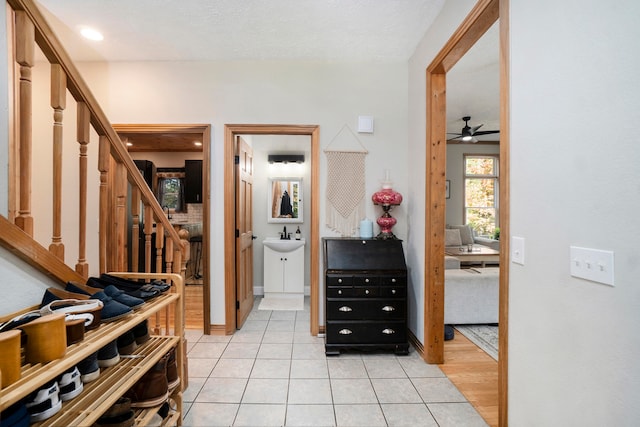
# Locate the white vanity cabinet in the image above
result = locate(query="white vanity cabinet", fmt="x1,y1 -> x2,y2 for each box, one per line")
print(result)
263,244 -> 304,295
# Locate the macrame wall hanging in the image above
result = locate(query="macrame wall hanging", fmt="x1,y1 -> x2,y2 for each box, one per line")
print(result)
324,125 -> 368,236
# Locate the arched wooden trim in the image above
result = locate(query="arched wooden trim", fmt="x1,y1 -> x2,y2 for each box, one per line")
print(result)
224,124 -> 320,336
424,0 -> 509,424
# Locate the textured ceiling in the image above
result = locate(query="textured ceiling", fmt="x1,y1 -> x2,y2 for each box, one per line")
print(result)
37,0 -> 447,61
35,0 -> 499,140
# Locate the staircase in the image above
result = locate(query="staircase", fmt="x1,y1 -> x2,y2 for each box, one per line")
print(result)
0,0 -> 188,326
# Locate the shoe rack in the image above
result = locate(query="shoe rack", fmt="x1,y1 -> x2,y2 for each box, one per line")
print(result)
0,273 -> 184,427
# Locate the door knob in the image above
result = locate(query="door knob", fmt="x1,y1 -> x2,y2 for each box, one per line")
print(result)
252,235 -> 257,240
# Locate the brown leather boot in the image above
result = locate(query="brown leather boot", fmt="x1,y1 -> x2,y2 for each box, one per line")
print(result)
0,330 -> 22,388
166,347 -> 180,392
124,354 -> 169,408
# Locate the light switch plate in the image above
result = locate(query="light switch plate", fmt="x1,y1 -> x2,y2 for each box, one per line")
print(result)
511,236 -> 525,265
570,246 -> 615,286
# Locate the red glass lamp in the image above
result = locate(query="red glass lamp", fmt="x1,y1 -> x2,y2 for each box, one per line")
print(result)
371,170 -> 403,240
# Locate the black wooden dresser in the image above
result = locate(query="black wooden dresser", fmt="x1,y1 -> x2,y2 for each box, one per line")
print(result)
323,238 -> 409,356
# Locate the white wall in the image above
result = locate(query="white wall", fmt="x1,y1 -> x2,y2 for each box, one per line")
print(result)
508,0 -> 640,424
407,0 -> 478,347
37,60 -> 409,326
410,0 -> 640,424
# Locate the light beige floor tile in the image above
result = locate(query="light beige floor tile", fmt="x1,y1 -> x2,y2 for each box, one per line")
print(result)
381,403 -> 438,427
286,404 -> 336,426
411,377 -> 467,403
230,330 -> 265,343
197,334 -> 232,343
247,310 -> 272,321
183,377 -> 206,402
334,404 -> 387,426
221,343 -> 260,359
292,343 -> 326,359
189,357 -> 217,378
266,319 -> 296,332
293,331 -> 324,344
242,378 -> 289,404
290,359 -> 328,378
398,357 -> 446,378
233,403 -> 286,426
330,379 -> 377,404
371,378 -> 422,403
185,329 -> 204,342
183,402 -> 238,427
242,319 -> 269,331
363,358 -> 407,378
288,379 -> 333,404
250,359 -> 291,379
262,330 -> 294,344
427,402 -> 489,427
269,310 -> 297,320
257,343 -> 293,359
211,358 -> 254,378
196,377 -> 248,403
327,358 -> 368,379
188,342 -> 227,359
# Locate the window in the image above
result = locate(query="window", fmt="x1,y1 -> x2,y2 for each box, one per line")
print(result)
464,155 -> 498,236
156,171 -> 185,213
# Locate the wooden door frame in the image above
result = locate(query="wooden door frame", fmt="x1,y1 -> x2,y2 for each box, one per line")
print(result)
224,124 -> 320,335
113,123 -> 212,335
423,0 -> 509,424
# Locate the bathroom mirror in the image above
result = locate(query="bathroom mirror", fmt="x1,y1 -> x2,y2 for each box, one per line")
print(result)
268,177 -> 303,223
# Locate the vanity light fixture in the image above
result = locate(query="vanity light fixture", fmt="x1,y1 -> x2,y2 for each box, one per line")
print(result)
268,154 -> 305,164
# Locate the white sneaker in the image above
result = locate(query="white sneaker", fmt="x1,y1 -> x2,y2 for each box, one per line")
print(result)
58,366 -> 84,401
26,380 -> 62,422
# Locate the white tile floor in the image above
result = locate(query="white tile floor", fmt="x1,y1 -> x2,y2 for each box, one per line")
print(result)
182,297 -> 487,426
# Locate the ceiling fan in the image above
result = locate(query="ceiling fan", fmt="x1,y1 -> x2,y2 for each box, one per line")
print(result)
447,116 -> 499,143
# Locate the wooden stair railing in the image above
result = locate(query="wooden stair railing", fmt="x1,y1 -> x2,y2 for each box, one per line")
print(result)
2,0 -> 190,286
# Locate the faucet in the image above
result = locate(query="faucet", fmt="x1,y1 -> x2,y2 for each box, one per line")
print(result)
163,205 -> 172,220
281,226 -> 289,240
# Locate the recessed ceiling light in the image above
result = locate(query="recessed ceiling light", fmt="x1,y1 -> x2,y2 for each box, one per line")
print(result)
80,27 -> 104,41
194,141 -> 202,146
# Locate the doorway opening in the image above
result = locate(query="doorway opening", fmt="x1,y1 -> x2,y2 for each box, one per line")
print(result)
224,125 -> 320,335
423,0 -> 509,424
114,123 -> 211,333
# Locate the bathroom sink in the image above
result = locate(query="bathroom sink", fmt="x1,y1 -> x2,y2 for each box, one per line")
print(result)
263,237 -> 305,252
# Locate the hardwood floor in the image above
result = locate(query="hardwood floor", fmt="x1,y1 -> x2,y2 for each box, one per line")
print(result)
439,329 -> 499,427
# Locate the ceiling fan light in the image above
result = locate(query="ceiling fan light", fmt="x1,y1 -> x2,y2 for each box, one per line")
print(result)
462,135 -> 473,142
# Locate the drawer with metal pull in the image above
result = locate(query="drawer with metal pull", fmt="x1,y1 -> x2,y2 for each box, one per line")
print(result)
325,321 -> 407,344
326,300 -> 406,320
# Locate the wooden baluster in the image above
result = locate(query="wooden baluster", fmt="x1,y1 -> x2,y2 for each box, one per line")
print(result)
115,161 -> 128,271
155,222 -> 164,274
14,11 -> 34,236
130,187 -> 141,272
49,64 -> 66,260
98,136 -> 110,274
144,205 -> 153,273
178,228 -> 190,281
75,103 -> 90,277
165,237 -> 174,276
